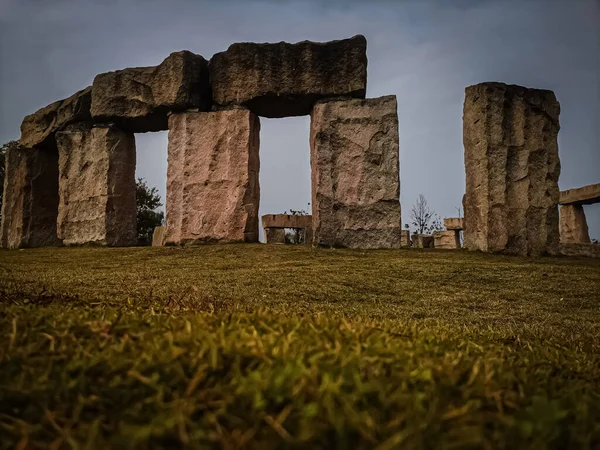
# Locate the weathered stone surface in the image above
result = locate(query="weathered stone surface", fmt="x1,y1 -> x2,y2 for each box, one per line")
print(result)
165,109 -> 260,245
152,226 -> 166,247
91,51 -> 211,133
559,204 -> 590,244
413,234 -> 434,248
400,229 -> 411,247
261,214 -> 312,229
56,124 -> 137,246
444,217 -> 464,231
310,96 -> 401,249
264,227 -> 286,244
20,87 -> 92,149
304,226 -> 313,245
559,184 -> 600,206
0,145 -> 60,249
210,35 -> 367,118
434,230 -> 461,249
558,243 -> 600,258
463,82 -> 561,256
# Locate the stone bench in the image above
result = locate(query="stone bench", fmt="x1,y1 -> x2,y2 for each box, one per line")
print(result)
262,214 -> 312,244
559,184 -> 600,244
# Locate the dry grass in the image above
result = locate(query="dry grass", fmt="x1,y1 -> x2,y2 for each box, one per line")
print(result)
1,245 -> 599,448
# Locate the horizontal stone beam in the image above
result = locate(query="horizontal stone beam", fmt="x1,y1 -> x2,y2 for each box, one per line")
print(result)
262,214 -> 312,229
559,183 -> 600,205
444,217 -> 464,230
91,51 -> 211,133
20,87 -> 92,149
209,35 -> 367,118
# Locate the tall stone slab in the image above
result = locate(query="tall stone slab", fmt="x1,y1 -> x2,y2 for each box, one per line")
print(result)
559,204 -> 590,244
310,96 -> 401,249
55,124 -> 137,246
165,109 -> 260,245
463,82 -> 561,256
210,35 -> 367,118
0,145 -> 60,249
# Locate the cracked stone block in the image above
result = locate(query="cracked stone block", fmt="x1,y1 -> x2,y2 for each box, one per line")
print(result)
463,82 -> 561,256
310,95 -> 401,248
210,35 -> 367,118
91,51 -> 211,132
56,124 -> 137,246
20,87 -> 92,149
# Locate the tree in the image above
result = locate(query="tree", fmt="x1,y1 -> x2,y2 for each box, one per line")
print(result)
0,141 -> 19,223
136,178 -> 164,246
410,194 -> 443,234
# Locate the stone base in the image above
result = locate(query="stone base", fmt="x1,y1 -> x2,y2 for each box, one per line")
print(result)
310,96 -> 401,249
434,230 -> 461,249
165,109 -> 260,245
558,243 -> 600,258
56,124 -> 137,246
264,228 -> 286,244
559,204 -> 590,244
413,234 -> 434,248
400,230 -> 411,247
0,145 -> 60,249
152,226 -> 166,247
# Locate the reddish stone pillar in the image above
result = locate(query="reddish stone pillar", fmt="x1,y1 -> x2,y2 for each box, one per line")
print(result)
165,109 -> 260,245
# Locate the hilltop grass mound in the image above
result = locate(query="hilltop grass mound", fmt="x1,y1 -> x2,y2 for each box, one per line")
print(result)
1,245 -> 599,448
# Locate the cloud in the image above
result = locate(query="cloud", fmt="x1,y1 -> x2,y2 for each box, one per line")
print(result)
1,0 -> 598,238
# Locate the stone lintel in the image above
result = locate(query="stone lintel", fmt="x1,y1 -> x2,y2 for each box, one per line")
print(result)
559,184 -> 600,206
262,214 -> 312,229
444,217 -> 464,231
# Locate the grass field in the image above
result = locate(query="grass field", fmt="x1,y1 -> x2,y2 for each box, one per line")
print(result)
1,245 -> 599,449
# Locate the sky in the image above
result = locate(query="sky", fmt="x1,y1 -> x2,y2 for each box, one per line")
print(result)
1,0 -> 599,240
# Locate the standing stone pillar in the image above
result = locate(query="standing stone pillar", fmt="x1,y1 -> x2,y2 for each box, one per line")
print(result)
559,204 -> 590,244
165,109 -> 260,245
0,144 -> 60,249
310,96 -> 401,249
55,124 -> 137,246
463,82 -> 561,256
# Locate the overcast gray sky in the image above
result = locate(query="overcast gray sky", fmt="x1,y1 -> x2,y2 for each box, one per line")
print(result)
1,0 -> 598,240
